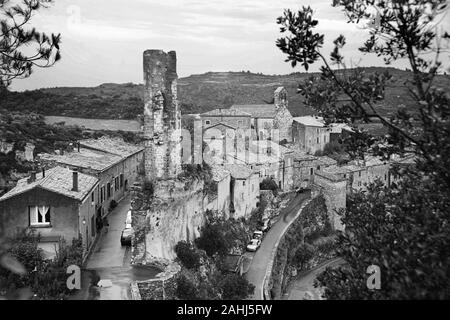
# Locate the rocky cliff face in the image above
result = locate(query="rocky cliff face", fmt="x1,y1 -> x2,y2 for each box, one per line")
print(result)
131,178 -> 207,270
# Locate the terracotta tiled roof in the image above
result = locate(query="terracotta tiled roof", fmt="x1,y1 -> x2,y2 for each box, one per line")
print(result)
293,116 -> 325,127
39,148 -> 123,172
224,164 -> 255,179
0,166 -> 98,202
79,137 -> 144,158
201,109 -> 251,117
230,104 -> 276,118
210,165 -> 230,182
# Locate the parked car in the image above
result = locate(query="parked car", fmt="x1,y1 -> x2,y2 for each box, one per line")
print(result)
121,225 -> 133,246
260,219 -> 272,232
125,210 -> 132,225
252,230 -> 263,240
246,239 -> 261,252
121,210 -> 133,246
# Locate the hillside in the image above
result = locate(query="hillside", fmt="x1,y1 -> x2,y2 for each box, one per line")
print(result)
1,67 -> 449,119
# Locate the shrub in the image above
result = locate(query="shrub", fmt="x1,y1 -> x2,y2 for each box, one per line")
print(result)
218,273 -> 255,300
292,243 -> 316,270
175,241 -> 201,270
175,275 -> 199,300
260,178 -> 279,195
195,224 -> 229,257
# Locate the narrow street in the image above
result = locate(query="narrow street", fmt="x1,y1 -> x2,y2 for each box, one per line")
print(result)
78,194 -> 159,300
245,191 -> 311,300
283,257 -> 345,300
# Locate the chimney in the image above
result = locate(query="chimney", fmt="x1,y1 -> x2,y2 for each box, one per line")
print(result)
72,169 -> 78,192
42,168 -> 46,178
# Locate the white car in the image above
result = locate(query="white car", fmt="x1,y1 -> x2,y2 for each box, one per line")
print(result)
125,210 -> 132,225
246,239 -> 261,252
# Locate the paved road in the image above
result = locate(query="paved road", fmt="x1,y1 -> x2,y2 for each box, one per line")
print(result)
283,257 -> 345,300
80,194 -> 159,300
245,191 -> 311,300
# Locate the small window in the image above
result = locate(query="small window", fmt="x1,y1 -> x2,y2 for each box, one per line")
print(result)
317,137 -> 320,144
310,168 -> 314,175
205,120 -> 211,125
91,192 -> 95,203
29,206 -> 50,227
359,171 -> 361,177
107,183 -> 111,198
243,181 -> 246,186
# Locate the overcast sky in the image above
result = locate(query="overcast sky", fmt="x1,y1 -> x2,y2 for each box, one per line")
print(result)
9,0 -> 448,91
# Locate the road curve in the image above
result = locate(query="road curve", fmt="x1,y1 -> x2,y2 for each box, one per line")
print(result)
245,192 -> 311,300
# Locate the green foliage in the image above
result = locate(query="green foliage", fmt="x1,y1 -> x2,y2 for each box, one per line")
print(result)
175,241 -> 201,270
175,274 -> 199,300
0,0 -> 61,88
0,231 -> 83,299
314,141 -> 344,157
195,223 -> 229,257
278,0 -> 450,299
218,273 -> 255,300
292,243 -> 316,270
260,177 -> 279,195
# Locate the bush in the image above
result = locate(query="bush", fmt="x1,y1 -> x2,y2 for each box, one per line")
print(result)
292,243 -> 316,270
260,177 -> 279,195
218,273 -> 255,300
195,224 -> 229,257
175,241 -> 201,269
175,275 -> 199,300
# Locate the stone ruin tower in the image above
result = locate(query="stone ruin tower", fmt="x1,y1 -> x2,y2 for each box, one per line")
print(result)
273,86 -> 293,143
143,50 -> 182,180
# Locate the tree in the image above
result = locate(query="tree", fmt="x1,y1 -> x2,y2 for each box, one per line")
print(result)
292,243 -> 316,270
175,241 -> 201,270
175,275 -> 199,300
277,0 -> 450,299
195,223 -> 230,257
218,273 -> 255,300
0,0 -> 61,90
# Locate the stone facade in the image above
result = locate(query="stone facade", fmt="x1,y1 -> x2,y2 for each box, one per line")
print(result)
131,179 -> 206,269
273,87 -> 293,143
143,50 -> 182,180
292,117 -> 331,155
314,172 -> 346,231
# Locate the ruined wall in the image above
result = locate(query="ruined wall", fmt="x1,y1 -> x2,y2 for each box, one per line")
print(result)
314,172 -> 346,231
274,87 -> 293,143
131,179 -> 206,270
143,50 -> 181,180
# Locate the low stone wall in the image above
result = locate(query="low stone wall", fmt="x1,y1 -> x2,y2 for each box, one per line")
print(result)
130,263 -> 181,300
262,198 -> 313,300
263,194 -> 330,300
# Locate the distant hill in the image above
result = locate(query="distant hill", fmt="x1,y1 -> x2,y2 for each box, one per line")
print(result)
1,67 -> 449,120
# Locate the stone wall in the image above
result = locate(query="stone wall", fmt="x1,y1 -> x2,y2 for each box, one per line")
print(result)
131,263 -> 181,300
264,195 -> 329,299
131,178 -> 206,270
314,172 -> 346,231
274,87 -> 293,143
143,50 -> 182,180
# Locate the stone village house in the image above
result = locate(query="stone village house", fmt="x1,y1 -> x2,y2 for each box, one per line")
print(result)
0,166 -> 99,258
39,137 -> 144,219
